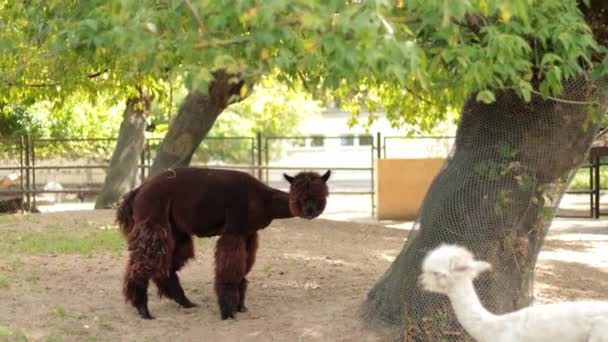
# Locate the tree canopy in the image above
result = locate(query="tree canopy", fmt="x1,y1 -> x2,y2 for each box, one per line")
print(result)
3,1 -> 604,134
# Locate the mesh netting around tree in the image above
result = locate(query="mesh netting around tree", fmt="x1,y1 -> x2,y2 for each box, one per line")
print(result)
361,76 -> 608,341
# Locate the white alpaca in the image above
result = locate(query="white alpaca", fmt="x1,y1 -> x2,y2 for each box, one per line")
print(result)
419,244 -> 608,342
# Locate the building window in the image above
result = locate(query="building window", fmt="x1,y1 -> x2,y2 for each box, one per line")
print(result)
358,135 -> 373,146
340,135 -> 355,146
310,135 -> 324,147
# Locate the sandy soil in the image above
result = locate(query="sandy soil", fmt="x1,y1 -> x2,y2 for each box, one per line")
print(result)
0,211 -> 606,342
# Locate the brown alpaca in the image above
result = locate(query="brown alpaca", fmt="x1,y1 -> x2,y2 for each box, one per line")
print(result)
116,167 -> 330,320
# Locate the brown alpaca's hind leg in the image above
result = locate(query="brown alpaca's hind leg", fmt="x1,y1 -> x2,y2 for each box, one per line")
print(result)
238,232 -> 258,313
123,223 -> 174,319
124,258 -> 154,319
214,234 -> 247,320
153,233 -> 196,308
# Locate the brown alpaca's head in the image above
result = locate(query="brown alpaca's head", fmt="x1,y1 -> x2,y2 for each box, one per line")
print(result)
283,170 -> 331,219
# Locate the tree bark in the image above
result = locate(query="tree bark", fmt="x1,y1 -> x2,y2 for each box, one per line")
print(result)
361,5 -> 608,340
362,77 -> 608,340
147,70 -> 246,178
94,87 -> 151,209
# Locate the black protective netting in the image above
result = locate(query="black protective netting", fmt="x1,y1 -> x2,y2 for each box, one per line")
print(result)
361,76 -> 608,341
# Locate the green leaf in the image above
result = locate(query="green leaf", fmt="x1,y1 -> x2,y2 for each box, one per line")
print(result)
476,90 -> 496,104
520,88 -> 531,102
540,53 -> 562,67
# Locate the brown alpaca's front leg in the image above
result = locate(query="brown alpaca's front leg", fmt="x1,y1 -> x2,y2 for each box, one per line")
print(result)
214,234 -> 247,320
238,232 -> 259,312
153,271 -> 196,308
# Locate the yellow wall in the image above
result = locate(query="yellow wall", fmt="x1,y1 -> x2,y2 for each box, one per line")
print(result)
375,158 -> 445,220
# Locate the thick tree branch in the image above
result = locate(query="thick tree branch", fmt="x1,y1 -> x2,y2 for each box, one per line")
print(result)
5,69 -> 109,88
404,85 -> 432,104
184,0 -> 206,37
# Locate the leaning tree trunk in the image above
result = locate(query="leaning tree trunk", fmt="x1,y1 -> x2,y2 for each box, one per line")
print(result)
361,77 -> 608,340
94,87 -> 151,209
147,70 -> 245,178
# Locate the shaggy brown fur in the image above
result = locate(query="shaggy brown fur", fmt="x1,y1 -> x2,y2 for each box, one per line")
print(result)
116,167 -> 330,320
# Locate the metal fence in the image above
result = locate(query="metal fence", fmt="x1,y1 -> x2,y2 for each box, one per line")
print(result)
0,133 -> 380,214
0,133 -> 600,218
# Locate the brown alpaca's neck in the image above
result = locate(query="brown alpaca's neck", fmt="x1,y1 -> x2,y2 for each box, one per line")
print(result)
270,190 -> 293,219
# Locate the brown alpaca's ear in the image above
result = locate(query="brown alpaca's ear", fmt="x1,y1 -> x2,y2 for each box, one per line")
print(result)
284,173 -> 294,183
321,170 -> 331,182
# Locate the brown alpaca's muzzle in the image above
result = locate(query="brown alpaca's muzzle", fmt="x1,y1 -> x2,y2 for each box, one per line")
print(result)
303,200 -> 317,219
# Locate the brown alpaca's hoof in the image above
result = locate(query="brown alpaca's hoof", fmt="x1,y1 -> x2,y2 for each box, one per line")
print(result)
137,306 -> 154,320
139,311 -> 155,320
221,312 -> 235,320
179,300 -> 197,309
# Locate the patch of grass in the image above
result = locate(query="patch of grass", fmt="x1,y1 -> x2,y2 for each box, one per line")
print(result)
46,223 -> 63,230
0,323 -> 12,336
98,321 -> 113,331
263,265 -> 272,276
0,276 -> 9,288
0,229 -> 125,256
44,335 -> 64,342
288,259 -> 301,268
52,306 -> 66,318
25,270 -> 38,285
0,214 -> 19,225
7,257 -> 21,271
0,323 -> 27,341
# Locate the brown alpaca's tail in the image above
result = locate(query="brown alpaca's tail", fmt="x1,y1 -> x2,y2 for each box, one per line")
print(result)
116,188 -> 139,236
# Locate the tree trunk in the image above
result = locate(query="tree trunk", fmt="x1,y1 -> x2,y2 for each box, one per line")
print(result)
361,77 -> 607,340
94,87 -> 151,209
362,5 -> 608,340
147,70 -> 245,178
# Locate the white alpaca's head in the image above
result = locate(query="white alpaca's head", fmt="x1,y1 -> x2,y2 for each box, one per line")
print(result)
419,244 -> 492,294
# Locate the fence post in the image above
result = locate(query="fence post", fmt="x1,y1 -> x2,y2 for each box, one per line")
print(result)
256,131 -> 263,181
595,155 -> 601,218
249,137 -> 255,177
31,135 -> 36,209
24,134 -> 31,211
19,136 -> 25,213
371,133 -> 377,217
139,140 -> 146,183
376,132 -> 382,160
146,139 -> 151,179
264,136 -> 269,184
589,155 -> 594,218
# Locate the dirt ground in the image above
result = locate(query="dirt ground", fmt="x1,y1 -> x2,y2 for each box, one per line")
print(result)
0,211 -> 607,342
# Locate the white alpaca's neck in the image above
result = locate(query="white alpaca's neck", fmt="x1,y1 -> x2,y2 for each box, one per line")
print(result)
446,279 -> 498,341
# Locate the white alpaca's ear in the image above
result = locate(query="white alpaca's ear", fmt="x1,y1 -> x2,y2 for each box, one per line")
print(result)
449,257 -> 473,273
474,261 -> 492,274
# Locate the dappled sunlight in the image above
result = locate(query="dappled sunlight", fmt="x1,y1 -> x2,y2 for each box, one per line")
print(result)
535,259 -> 608,303
374,250 -> 398,262
282,252 -> 356,267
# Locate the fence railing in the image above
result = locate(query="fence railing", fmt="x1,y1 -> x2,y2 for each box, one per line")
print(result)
0,133 -> 382,214
0,133 -> 600,218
